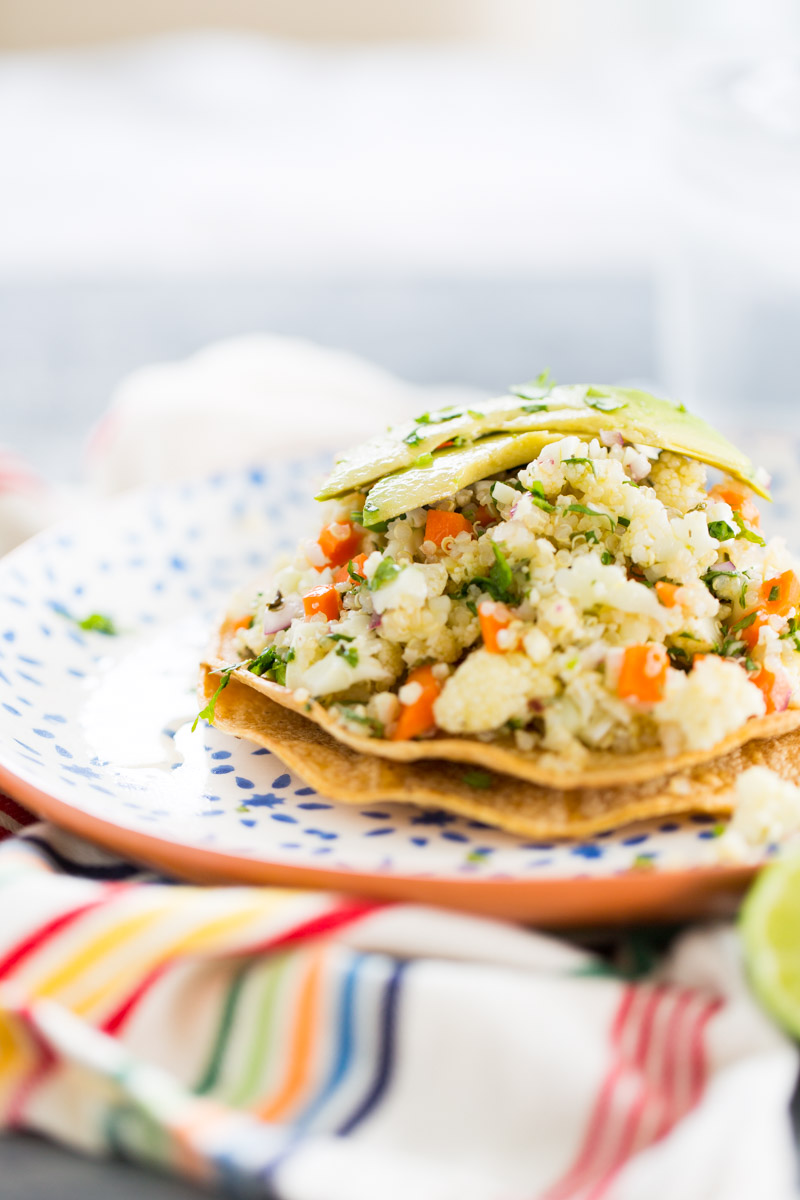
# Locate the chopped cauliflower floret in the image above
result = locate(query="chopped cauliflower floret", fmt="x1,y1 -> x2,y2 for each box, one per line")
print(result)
434,650 -> 555,733
649,451 -> 708,514
655,656 -> 765,754
716,767 -> 800,861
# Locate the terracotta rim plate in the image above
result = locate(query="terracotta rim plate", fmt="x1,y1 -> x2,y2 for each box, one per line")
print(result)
0,459 -> 773,926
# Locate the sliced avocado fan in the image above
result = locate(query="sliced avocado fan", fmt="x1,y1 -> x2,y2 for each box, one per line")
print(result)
317,383 -> 769,526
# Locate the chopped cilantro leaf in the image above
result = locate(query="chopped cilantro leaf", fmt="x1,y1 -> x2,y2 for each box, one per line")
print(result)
566,502 -> 615,531
347,559 -> 366,584
192,667 -> 237,731
463,770 -> 493,789
733,513 -> 765,546
585,529 -> 600,544
616,515 -> 631,528
731,611 -> 757,633
563,456 -> 596,475
336,644 -> 359,667
369,557 -> 402,590
601,550 -> 614,565
327,632 -> 355,642
708,520 -> 736,541
412,453 -> 434,468
338,706 -> 384,737
585,390 -> 626,412
769,585 -> 780,602
521,403 -> 548,413
467,543 -> 516,604
77,612 -> 118,635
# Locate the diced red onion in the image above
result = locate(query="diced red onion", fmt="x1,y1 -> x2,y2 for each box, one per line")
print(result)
600,430 -> 624,448
263,594 -> 303,634
369,613 -> 382,629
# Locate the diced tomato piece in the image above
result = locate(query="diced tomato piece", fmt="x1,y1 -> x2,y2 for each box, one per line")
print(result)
760,571 -> 800,617
617,644 -> 669,704
317,521 -> 362,568
479,600 -> 513,653
655,581 -> 681,608
473,504 -> 498,528
302,585 -> 341,621
392,665 -> 442,740
424,510 -> 474,547
709,482 -> 761,527
751,666 -> 792,714
334,552 -> 368,586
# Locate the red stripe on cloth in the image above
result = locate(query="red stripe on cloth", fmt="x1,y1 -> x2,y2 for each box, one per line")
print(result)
5,1003 -> 60,1128
101,899 -> 383,1037
540,985 -> 638,1200
689,997 -> 723,1107
0,794 -> 36,841
0,888 -> 124,980
585,990 -> 724,1200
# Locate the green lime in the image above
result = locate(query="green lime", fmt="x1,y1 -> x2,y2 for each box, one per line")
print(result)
741,852 -> 800,1038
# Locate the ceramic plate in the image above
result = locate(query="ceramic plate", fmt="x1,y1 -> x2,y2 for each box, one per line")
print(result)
0,451 -> 791,925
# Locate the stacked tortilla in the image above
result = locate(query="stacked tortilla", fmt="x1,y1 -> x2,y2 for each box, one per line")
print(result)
201,384 -> 800,837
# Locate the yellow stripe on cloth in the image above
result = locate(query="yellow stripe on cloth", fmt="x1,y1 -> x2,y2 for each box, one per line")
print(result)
72,896 -> 295,1021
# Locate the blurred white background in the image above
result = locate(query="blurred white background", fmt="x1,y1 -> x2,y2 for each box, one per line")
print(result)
1,0 -> 799,470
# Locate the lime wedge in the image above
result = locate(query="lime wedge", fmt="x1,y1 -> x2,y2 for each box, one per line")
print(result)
740,853 -> 800,1037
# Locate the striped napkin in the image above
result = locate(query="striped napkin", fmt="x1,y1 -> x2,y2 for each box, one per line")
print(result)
1,337 -> 798,1198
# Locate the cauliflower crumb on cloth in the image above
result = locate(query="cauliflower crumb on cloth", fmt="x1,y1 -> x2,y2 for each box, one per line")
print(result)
217,407 -> 800,773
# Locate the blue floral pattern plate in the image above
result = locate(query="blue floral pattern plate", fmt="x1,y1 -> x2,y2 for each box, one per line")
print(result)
0,448 -> 790,922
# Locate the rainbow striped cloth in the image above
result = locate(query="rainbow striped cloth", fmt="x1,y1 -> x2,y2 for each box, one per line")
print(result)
0,804 -> 796,1200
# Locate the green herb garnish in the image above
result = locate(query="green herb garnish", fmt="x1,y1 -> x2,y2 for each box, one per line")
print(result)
338,706 -> 384,737
563,456 -> 596,475
470,543 -> 515,604
616,515 -> 630,528
463,770 -> 493,789
369,556 -> 402,590
601,550 -> 614,565
709,520 -> 736,542
733,512 -> 766,546
731,611 -> 758,633
336,644 -> 359,668
585,389 -> 626,413
412,453 -> 434,469
192,666 -> 236,731
347,559 -> 366,584
77,612 -> 118,635
769,584 -> 780,602
566,502 -> 616,532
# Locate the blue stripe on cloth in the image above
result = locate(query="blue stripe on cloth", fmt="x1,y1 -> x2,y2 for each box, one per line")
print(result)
336,957 -> 408,1136
254,956 -> 409,1196
293,951 -> 365,1133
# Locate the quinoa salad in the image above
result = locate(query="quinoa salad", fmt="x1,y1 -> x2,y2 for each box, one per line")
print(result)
216,392 -> 800,772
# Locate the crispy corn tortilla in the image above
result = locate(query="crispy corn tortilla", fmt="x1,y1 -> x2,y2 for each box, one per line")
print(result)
201,668 -> 800,838
205,629 -> 800,789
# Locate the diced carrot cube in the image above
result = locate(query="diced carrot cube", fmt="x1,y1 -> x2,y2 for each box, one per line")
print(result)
655,581 -> 680,608
334,553 -> 368,585
479,600 -> 513,653
424,510 -> 474,547
391,665 -> 442,740
303,585 -> 341,621
709,482 -> 761,527
317,521 -> 362,568
617,644 -> 668,704
760,571 -> 800,617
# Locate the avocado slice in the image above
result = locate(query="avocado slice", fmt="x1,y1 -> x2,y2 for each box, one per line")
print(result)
316,386 -> 591,500
318,385 -> 768,506
361,431 -> 559,525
